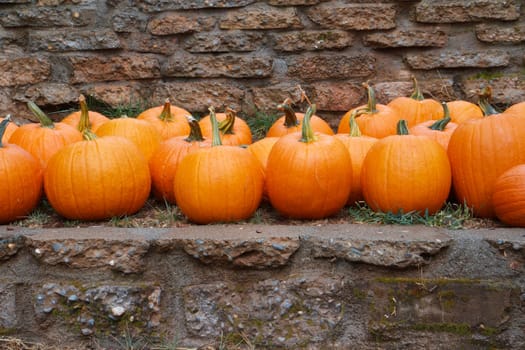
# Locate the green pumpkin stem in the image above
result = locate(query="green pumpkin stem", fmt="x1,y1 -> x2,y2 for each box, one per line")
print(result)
409,76 -> 425,101
0,115 -> 12,148
159,98 -> 174,122
363,82 -> 379,114
218,107 -> 237,135
209,107 -> 222,147
349,111 -> 362,137
82,129 -> 98,141
77,94 -> 92,132
184,116 -> 205,142
396,119 -> 409,135
27,101 -> 54,129
300,103 -> 318,143
429,103 -> 452,131
277,98 -> 300,128
478,87 -> 499,116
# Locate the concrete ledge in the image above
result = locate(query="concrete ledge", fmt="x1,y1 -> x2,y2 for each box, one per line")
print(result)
1,224 -> 524,349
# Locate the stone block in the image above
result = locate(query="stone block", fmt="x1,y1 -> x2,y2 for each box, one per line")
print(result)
0,284 -> 16,329
306,3 -> 396,30
0,7 -> 96,27
29,29 -> 121,52
476,24 -> 525,43
120,32 -> 177,55
137,0 -> 256,12
82,83 -> 145,107
13,83 -> 79,106
363,29 -> 447,48
220,3 -> 303,30
405,50 -> 510,70
269,0 -> 322,5
162,54 -> 273,78
415,0 -> 521,23
373,78 -> 457,103
250,84 -> 303,112
0,234 -> 24,261
306,82 -> 364,112
147,13 -> 216,35
287,54 -> 375,80
461,75 -> 525,105
272,30 -> 354,52
111,10 -> 148,32
183,31 -> 264,53
68,54 -> 161,83
0,56 -> 51,87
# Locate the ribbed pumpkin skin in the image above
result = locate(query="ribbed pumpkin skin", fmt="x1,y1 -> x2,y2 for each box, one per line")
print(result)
409,120 -> 458,151
9,123 -> 82,168
334,134 -> 377,205
504,102 -> 525,117
198,113 -> 253,146
492,164 -> 525,227
44,136 -> 151,221
266,133 -> 352,219
266,113 -> 334,137
137,105 -> 191,140
361,135 -> 451,215
62,111 -> 109,132
174,146 -> 264,224
0,143 -> 43,224
247,137 -> 279,198
448,114 -> 525,218
338,104 -> 400,138
446,100 -> 483,124
388,97 -> 443,127
95,117 -> 162,161
149,136 -> 211,204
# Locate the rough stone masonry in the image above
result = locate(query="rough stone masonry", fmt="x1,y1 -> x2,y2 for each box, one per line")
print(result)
0,0 -> 524,124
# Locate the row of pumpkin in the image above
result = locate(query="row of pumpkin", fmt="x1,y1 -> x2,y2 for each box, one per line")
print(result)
0,79 -> 524,226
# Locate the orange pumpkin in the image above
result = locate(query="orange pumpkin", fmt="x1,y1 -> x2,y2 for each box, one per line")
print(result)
247,136 -> 279,198
0,114 -> 18,143
335,114 -> 377,205
136,99 -> 191,140
0,117 -> 43,224
504,101 -> 525,117
149,116 -> 211,204
95,115 -> 162,161
448,88 -> 525,218
338,83 -> 400,138
492,164 -> 525,227
61,95 -> 110,132
446,100 -> 483,124
361,120 -> 451,215
266,98 -> 334,137
174,107 -> 263,224
409,103 -> 458,151
266,104 -> 352,219
199,107 -> 252,146
9,102 -> 82,168
388,76 -> 443,127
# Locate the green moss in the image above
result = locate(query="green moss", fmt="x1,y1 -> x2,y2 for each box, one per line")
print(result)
0,327 -> 16,336
352,287 -> 367,300
469,71 -> 505,81
480,326 -> 500,336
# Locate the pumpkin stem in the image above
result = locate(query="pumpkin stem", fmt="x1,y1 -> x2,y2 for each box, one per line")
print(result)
478,86 -> 499,116
159,98 -> 174,122
362,82 -> 379,114
184,115 -> 206,142
298,85 -> 313,106
428,103 -> 452,131
409,76 -> 425,101
0,115 -> 12,148
77,94 -> 93,132
300,103 -> 318,143
209,107 -> 222,147
349,111 -> 362,137
27,101 -> 54,129
219,107 -> 237,135
277,98 -> 300,128
396,119 -> 409,135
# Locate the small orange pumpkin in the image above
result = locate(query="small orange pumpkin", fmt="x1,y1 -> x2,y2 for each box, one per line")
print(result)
409,103 -> 458,151
61,95 -> 110,132
247,136 -> 279,198
198,107 -> 253,146
446,100 -> 483,124
136,99 -> 191,140
0,114 -> 18,143
492,164 -> 525,227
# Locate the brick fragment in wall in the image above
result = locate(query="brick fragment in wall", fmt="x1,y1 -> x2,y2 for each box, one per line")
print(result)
120,33 -> 178,55
476,24 -> 525,43
148,13 -> 216,35
0,56 -> 51,87
405,50 -> 510,70
151,81 -> 246,113
0,284 -> 16,329
287,54 -> 375,80
13,83 -> 79,106
69,55 -> 161,84
268,0 -> 322,5
0,8 -> 96,27
136,0 -> 256,12
220,3 -> 303,30
415,0 -> 521,23
272,30 -> 354,52
250,84 -> 303,112
82,83 -> 145,107
373,79 -> 457,103
162,54 -> 273,78
363,29 -> 447,48
183,31 -> 264,53
462,76 -> 525,105
111,10 -> 148,33
28,29 -> 121,52
306,3 -> 396,30
307,82 -> 365,112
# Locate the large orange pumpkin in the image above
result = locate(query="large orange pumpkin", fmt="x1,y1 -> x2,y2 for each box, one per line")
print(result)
504,101 -> 525,117
338,83 -> 400,138
492,164 -> 525,227
388,76 -> 443,127
361,120 -> 451,215
9,102 -> 82,168
446,100 -> 483,124
198,107 -> 253,146
448,88 -> 525,218
61,95 -> 110,132
266,98 -> 334,137
174,107 -> 263,224
137,99 -> 191,140
247,136 -> 279,198
44,130 -> 151,221
266,104 -> 352,219
149,116 -> 211,204
409,103 -> 458,151
0,117 -> 43,224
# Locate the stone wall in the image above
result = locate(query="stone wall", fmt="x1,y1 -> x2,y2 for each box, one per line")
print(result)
0,0 -> 524,123
1,224 -> 525,349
